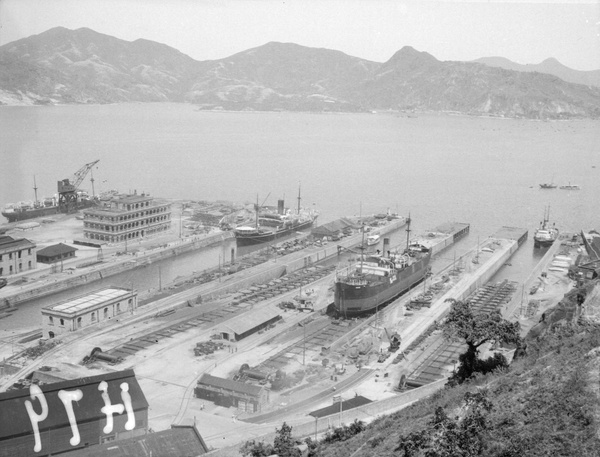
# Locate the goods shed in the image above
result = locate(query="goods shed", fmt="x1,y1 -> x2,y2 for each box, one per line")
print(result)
219,307 -> 281,341
37,242 -> 78,264
195,373 -> 270,413
311,219 -> 357,239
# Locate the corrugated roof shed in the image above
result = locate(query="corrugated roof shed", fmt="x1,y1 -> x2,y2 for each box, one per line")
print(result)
220,306 -> 281,335
309,395 -> 372,418
62,425 -> 209,457
197,373 -> 264,396
0,369 -> 148,441
312,219 -> 357,237
37,242 -> 78,257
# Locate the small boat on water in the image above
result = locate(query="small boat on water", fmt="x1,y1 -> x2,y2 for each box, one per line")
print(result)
559,183 -> 581,190
534,207 -> 559,248
539,183 -> 557,189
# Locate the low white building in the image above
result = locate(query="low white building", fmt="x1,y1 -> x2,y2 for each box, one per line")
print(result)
42,287 -> 137,339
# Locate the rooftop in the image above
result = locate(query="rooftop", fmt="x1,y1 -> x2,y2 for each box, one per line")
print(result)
42,287 -> 133,315
37,242 -> 78,257
197,373 -> 265,396
221,306 -> 281,335
0,235 -> 36,252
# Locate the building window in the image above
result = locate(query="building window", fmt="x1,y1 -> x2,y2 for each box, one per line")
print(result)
0,267 -> 2,275
19,263 -> 22,271
49,316 -> 54,325
60,319 -> 64,326
28,249 -> 31,255
28,261 -> 32,269
104,307 -> 108,319
77,317 -> 82,329
9,265 -> 13,273
91,312 -> 96,322
9,253 -> 12,260
18,250 -> 21,259
117,303 -> 121,313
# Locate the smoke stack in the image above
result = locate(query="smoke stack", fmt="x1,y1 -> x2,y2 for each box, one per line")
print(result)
278,199 -> 285,215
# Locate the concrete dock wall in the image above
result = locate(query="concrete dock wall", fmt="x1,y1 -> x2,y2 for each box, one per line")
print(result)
0,232 -> 235,310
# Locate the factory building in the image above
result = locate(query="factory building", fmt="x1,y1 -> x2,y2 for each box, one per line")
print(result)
82,193 -> 171,244
194,373 -> 270,413
42,287 -> 137,339
0,369 -> 148,457
218,307 -> 282,341
0,235 -> 37,276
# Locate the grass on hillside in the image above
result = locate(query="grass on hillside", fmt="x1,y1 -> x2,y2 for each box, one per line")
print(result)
310,321 -> 600,457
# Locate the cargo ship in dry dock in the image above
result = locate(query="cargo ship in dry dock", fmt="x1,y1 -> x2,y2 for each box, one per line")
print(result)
2,161 -> 99,223
234,187 -> 318,247
333,220 -> 470,318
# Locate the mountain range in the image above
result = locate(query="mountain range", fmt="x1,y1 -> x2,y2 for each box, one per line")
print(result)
1,27 -> 600,119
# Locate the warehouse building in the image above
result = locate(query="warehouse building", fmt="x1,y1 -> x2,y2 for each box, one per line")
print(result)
194,373 -> 270,413
218,307 -> 281,341
42,287 -> 137,339
0,369 -> 148,457
0,235 -> 37,276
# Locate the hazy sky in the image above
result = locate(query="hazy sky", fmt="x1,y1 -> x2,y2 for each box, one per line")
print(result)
1,0 -> 599,70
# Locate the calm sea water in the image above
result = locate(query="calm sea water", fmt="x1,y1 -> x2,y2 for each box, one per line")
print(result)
1,104 -> 599,328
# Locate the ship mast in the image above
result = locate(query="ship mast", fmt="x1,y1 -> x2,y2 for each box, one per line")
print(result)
297,182 -> 301,215
405,213 -> 412,251
33,175 -> 39,206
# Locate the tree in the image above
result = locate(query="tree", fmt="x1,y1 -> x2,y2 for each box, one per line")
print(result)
273,422 -> 301,457
395,390 -> 493,457
442,299 -> 521,384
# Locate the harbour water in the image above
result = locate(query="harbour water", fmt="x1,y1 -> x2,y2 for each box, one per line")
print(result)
1,104 -> 598,329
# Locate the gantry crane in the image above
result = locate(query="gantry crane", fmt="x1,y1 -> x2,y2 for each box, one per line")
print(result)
57,160 -> 99,212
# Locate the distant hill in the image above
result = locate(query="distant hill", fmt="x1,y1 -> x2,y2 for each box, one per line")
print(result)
2,27 -> 600,119
475,56 -> 600,88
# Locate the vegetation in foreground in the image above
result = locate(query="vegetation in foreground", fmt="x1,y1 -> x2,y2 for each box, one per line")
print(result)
241,298 -> 600,456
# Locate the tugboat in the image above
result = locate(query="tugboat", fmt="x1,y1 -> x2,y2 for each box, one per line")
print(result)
333,217 -> 431,318
534,207 -> 559,248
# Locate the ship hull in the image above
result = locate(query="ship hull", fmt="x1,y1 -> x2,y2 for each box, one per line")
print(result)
2,200 -> 97,223
334,253 -> 431,318
235,218 -> 315,247
2,206 -> 59,223
533,237 -> 557,248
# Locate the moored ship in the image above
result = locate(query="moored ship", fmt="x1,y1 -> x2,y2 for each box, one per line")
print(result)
234,186 -> 318,247
2,161 -> 99,223
333,220 -> 470,318
534,207 -> 559,248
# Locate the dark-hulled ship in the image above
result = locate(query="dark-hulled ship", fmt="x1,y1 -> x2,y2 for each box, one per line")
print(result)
234,187 -> 318,247
333,220 -> 471,318
334,218 -> 431,318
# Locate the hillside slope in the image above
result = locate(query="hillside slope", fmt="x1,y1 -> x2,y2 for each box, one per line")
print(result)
2,27 -> 600,119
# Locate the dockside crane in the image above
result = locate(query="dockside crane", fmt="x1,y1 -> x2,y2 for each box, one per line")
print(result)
57,160 -> 100,212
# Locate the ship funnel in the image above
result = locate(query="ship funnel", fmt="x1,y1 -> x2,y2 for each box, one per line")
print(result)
383,238 -> 390,256
277,199 -> 285,215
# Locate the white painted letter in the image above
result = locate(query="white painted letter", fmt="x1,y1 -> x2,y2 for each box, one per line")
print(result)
120,382 -> 136,430
24,385 -> 49,453
58,389 -> 83,446
98,381 -> 124,434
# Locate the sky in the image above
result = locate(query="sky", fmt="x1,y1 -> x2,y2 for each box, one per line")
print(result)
0,0 -> 599,71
